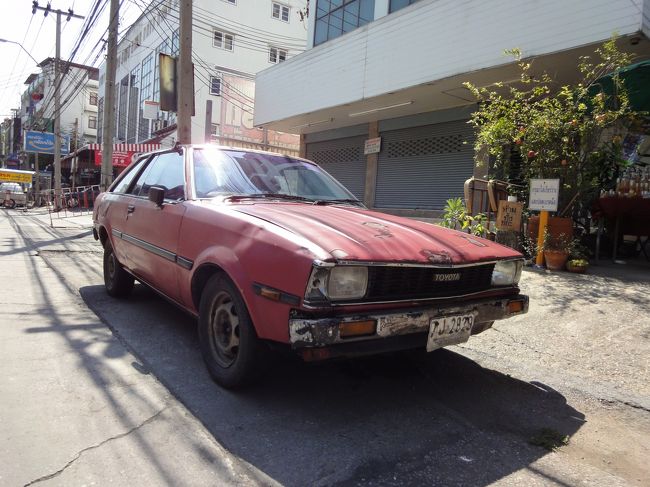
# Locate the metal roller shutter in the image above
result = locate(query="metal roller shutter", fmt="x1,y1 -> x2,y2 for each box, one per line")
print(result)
376,119 -> 475,210
305,136 -> 367,200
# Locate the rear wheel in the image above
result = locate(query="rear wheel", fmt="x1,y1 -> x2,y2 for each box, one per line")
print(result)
103,241 -> 134,298
198,274 -> 266,389
3,199 -> 16,209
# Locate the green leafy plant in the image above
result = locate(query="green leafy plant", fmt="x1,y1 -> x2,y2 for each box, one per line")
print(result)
439,197 -> 488,237
464,37 -> 641,227
568,258 -> 589,267
529,428 -> 570,451
541,230 -> 576,254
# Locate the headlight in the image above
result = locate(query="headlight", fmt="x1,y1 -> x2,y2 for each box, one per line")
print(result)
328,266 -> 368,300
491,260 -> 523,286
305,265 -> 368,302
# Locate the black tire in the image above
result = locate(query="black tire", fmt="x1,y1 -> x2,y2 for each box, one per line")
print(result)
67,197 -> 79,208
198,274 -> 266,389
4,199 -> 16,209
103,241 -> 134,298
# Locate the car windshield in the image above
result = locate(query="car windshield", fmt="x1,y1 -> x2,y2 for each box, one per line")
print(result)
193,148 -> 359,203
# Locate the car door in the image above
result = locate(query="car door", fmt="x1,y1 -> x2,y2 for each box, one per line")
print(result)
120,150 -> 187,301
102,155 -> 152,268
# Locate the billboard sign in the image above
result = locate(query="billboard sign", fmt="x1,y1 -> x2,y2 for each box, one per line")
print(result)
529,179 -> 560,212
94,150 -> 139,168
24,131 -> 70,155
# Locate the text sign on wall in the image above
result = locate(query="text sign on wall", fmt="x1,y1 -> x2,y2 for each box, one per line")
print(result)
529,179 -> 560,212
0,169 -> 34,183
496,201 -> 524,231
95,150 -> 138,168
364,137 -> 381,155
24,131 -> 70,155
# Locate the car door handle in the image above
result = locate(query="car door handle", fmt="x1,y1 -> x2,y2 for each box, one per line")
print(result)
127,204 -> 135,214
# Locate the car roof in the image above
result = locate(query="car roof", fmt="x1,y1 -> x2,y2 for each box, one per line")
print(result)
140,144 -> 318,167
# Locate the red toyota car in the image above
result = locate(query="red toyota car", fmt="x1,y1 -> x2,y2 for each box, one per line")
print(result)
93,145 -> 528,388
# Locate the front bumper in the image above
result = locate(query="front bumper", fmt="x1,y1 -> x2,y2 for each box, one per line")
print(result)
288,295 -> 528,351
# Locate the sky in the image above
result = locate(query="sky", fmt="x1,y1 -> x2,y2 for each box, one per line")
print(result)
0,0 -> 140,119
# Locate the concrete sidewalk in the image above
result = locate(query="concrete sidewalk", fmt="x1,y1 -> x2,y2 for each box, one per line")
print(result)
0,209 -> 274,486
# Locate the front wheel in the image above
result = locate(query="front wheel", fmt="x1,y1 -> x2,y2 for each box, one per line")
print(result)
3,199 -> 16,209
198,274 -> 266,389
103,241 -> 134,298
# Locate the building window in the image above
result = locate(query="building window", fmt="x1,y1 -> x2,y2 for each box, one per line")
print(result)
314,0 -> 374,46
211,123 -> 220,140
269,47 -> 287,64
210,76 -> 221,96
89,92 -> 98,106
88,115 -> 97,129
272,2 -> 290,22
389,0 -> 421,13
213,30 -> 234,51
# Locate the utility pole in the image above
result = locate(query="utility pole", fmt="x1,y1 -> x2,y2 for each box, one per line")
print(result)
32,2 -> 84,206
101,0 -> 119,191
204,100 -> 212,143
177,0 -> 193,144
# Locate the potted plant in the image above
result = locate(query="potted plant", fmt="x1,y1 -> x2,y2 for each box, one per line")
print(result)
541,230 -> 574,271
566,258 -> 589,273
566,241 -> 590,273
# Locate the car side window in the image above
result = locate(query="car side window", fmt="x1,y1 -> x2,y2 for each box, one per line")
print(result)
130,151 -> 185,201
112,157 -> 149,193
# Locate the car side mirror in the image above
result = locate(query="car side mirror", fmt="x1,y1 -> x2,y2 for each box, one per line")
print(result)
148,186 -> 165,207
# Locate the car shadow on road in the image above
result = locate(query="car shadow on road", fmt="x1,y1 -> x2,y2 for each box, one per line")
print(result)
80,283 -> 585,487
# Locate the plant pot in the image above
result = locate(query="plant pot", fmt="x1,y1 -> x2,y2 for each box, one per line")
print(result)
566,261 -> 588,273
544,250 -> 569,271
527,216 -> 573,243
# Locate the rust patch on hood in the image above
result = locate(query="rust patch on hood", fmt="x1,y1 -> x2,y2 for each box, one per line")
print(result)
420,249 -> 453,264
456,234 -> 488,247
362,221 -> 393,239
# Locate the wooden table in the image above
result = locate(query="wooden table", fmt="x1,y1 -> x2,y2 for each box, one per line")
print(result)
593,196 -> 650,262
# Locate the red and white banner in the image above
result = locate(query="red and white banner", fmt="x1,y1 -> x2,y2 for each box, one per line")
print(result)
88,143 -> 160,168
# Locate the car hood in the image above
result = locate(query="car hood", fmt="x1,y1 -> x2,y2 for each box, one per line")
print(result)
230,202 -> 522,265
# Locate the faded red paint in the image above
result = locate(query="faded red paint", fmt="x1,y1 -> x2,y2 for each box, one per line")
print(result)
230,202 -> 521,264
94,146 -> 527,351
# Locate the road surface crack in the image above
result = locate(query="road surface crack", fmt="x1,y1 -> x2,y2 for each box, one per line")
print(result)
23,407 -> 167,486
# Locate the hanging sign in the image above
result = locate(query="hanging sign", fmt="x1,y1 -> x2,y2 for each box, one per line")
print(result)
529,179 -> 560,212
24,131 -> 70,155
95,150 -> 139,168
496,201 -> 524,231
364,137 -> 381,155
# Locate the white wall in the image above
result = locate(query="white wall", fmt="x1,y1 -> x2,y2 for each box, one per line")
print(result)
255,0 -> 647,125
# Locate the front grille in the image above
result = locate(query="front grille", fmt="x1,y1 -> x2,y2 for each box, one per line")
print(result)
365,264 -> 495,302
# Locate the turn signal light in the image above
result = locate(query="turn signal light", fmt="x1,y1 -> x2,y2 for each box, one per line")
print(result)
507,300 -> 524,314
259,287 -> 281,301
339,320 -> 377,338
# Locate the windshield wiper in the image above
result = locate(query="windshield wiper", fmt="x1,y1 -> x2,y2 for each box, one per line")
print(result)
312,198 -> 362,206
224,193 -> 314,202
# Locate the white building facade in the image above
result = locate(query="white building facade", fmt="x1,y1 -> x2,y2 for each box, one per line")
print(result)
98,0 -> 308,154
22,58 -> 99,149
254,0 -> 650,216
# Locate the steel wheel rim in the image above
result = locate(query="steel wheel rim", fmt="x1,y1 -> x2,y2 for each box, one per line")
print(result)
208,291 -> 240,367
107,252 -> 116,281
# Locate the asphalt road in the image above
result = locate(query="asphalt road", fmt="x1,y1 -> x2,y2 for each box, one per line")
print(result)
5,209 -> 650,486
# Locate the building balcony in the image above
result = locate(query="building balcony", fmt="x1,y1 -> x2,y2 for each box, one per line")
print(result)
254,0 -> 650,133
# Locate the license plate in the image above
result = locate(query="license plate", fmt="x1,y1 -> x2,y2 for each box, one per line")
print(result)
426,313 -> 474,352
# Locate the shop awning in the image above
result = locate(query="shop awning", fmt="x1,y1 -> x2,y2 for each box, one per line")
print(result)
591,60 -> 650,112
64,143 -> 162,171
86,143 -> 161,153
